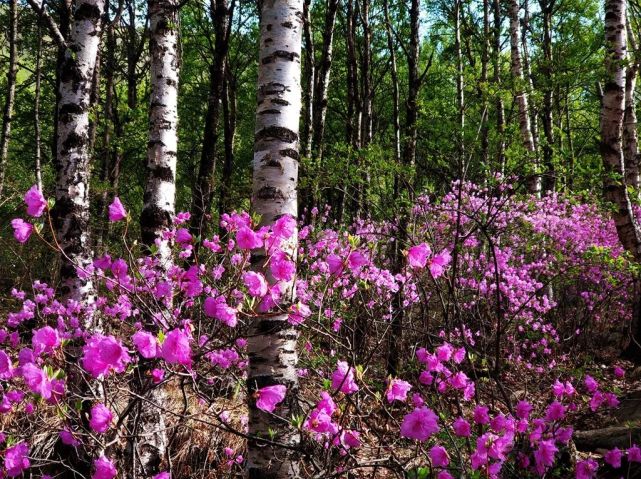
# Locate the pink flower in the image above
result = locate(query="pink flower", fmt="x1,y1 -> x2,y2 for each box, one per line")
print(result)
153,473 -> 170,479
175,228 -> 192,244
60,429 -> 79,447
347,251 -> 367,270
151,368 -> 164,384
132,331 -> 158,359
452,417 -> 471,437
407,243 -> 431,269
108,197 -> 127,222
614,366 -> 625,378
429,444 -> 449,467
584,375 -> 598,393
270,252 -> 295,281
4,442 -> 30,477
89,403 -> 113,434
604,448 -> 622,468
429,250 -> 451,278
203,296 -> 238,327
92,456 -> 117,479
82,335 -> 131,378
331,361 -> 359,394
21,363 -> 52,399
473,405 -> 490,425
534,439 -> 558,475
273,215 -> 296,239
242,271 -> 268,297
24,185 -> 47,217
628,444 -> 641,463
32,326 -> 61,354
575,458 -> 598,479
11,218 -> 33,243
236,227 -> 262,249
516,401 -> 533,419
386,378 -> 412,403
0,350 -> 13,379
437,472 -> 454,479
400,406 -> 439,441
545,401 -> 565,422
255,385 -> 286,413
161,329 -> 191,366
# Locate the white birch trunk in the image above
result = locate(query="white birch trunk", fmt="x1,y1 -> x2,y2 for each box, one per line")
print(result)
129,0 -> 180,474
54,0 -> 104,304
601,0 -> 641,258
625,21 -> 640,190
509,0 -> 540,196
247,1 -> 303,477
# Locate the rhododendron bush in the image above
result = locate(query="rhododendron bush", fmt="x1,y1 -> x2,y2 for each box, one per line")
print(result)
0,182 -> 637,477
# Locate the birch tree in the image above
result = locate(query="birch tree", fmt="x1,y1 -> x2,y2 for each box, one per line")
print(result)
509,0 -> 540,195
130,0 -> 181,474
247,0 -> 303,476
601,0 -> 641,256
48,0 -> 104,303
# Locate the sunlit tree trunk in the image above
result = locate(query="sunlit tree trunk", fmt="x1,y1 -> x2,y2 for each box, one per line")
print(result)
247,1 -> 303,476
131,0 -> 181,474
53,0 -> 105,303
509,0 -> 540,195
0,0 -> 18,198
480,0 -> 490,176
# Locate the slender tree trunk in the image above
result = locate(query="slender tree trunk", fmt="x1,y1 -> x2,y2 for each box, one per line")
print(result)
387,0 -> 421,375
522,0 -> 540,153
405,0 -> 420,174
96,14 -> 117,250
346,0 -> 360,150
360,0 -> 372,147
454,0 -> 465,166
34,28 -> 43,191
301,0 -> 314,158
540,0 -> 556,192
493,0 -> 505,172
131,0 -> 181,474
480,0 -> 490,175
509,0 -> 540,195
311,0 -> 339,159
564,84 -> 575,189
383,0 -> 401,189
218,66 -> 236,222
88,49 -> 101,156
624,21 -> 640,189
341,0 -> 360,220
127,0 -> 139,109
0,0 -> 18,197
247,1 -> 303,476
190,0 -> 233,239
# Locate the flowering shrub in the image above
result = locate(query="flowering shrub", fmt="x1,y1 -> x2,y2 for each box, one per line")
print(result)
0,182 -> 635,477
